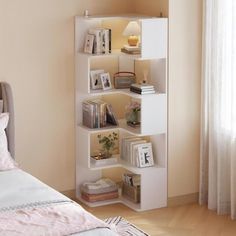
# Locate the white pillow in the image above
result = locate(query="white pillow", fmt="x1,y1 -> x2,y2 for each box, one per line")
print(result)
0,113 -> 16,170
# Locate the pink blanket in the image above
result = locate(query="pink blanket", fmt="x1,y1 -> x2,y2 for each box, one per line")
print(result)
0,203 -> 114,236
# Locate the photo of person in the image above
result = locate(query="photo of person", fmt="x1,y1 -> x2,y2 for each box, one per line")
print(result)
90,69 -> 104,90
100,73 -> 112,90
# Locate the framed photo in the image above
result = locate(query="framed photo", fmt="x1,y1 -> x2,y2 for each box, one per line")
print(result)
100,72 -> 112,90
90,69 -> 104,90
84,34 -> 94,54
136,143 -> 154,168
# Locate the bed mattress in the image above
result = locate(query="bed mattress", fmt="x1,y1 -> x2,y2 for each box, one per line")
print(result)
0,169 -> 117,236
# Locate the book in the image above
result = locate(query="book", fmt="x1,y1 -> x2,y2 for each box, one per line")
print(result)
82,101 -> 95,128
136,143 -> 154,167
106,104 -> 118,126
130,83 -> 154,90
90,100 -> 107,128
124,44 -> 141,51
81,190 -> 118,202
121,47 -> 141,54
84,34 -> 94,54
103,28 -> 111,54
88,28 -> 111,54
88,28 -> 103,54
130,87 -> 156,95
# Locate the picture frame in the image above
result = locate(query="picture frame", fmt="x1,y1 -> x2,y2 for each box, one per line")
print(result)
136,143 -> 154,168
90,69 -> 104,90
100,72 -> 112,90
84,34 -> 94,54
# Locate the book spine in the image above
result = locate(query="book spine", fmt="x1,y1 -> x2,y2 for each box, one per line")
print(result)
82,102 -> 94,128
108,29 -> 111,53
88,29 -> 102,54
104,29 -> 110,54
130,88 -> 155,94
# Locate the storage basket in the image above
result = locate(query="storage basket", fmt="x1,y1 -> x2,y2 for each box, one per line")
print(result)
122,183 -> 140,203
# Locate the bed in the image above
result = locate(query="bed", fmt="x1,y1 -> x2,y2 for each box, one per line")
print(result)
0,82 -> 117,236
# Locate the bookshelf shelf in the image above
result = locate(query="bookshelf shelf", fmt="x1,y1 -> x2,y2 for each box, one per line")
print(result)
75,14 -> 168,211
89,88 -> 163,98
77,194 -> 141,211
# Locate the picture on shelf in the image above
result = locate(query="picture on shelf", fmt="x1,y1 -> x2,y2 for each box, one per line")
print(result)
136,143 -> 154,167
84,34 -> 94,54
100,72 -> 112,90
90,69 -> 104,90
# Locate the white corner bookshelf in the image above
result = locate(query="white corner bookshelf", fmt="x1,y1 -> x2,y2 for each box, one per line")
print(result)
75,14 -> 168,211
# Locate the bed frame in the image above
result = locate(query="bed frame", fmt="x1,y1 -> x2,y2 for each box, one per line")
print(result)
0,82 -> 15,159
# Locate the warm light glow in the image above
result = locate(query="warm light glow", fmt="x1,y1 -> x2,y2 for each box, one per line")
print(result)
123,21 -> 140,47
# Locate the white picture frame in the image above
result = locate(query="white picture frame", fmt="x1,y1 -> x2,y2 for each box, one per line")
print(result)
136,143 -> 154,168
100,72 -> 112,90
84,34 -> 94,54
90,69 -> 104,90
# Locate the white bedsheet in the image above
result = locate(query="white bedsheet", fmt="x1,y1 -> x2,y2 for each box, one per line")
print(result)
0,169 -> 117,236
0,169 -> 70,211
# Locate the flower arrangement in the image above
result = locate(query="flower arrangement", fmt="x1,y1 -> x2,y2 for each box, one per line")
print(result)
126,101 -> 141,113
97,132 -> 118,158
125,101 -> 141,126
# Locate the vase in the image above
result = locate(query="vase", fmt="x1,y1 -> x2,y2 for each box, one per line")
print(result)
126,110 -> 141,126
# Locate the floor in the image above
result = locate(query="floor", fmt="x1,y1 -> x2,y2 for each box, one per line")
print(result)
81,203 -> 236,236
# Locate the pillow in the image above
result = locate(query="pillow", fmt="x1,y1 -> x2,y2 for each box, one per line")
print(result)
0,113 -> 16,170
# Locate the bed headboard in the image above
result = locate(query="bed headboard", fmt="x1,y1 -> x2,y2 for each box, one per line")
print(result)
0,82 -> 15,159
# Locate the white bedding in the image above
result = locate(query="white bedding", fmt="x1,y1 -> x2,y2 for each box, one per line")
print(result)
0,169 -> 70,211
0,169 -> 117,236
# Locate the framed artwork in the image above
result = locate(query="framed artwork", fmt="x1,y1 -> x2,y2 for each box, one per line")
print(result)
100,72 -> 112,90
90,69 -> 104,90
136,143 -> 154,168
84,34 -> 94,54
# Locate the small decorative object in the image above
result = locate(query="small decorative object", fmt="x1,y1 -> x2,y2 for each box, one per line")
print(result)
113,72 -> 136,89
84,10 -> 89,17
90,69 -> 104,90
100,72 -> 112,90
97,132 -> 118,158
125,101 -> 141,127
123,21 -> 141,47
84,34 -> 94,53
136,143 -> 154,167
142,70 -> 149,84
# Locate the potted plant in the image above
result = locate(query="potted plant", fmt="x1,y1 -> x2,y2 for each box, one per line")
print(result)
97,132 -> 118,159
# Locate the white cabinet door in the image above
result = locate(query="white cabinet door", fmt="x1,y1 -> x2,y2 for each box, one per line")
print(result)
140,18 -> 168,59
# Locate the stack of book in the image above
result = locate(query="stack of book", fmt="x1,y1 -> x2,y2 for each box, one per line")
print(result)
130,83 -> 156,95
121,137 -> 154,168
84,28 -> 111,54
121,45 -> 141,54
81,178 -> 118,203
82,99 -> 118,129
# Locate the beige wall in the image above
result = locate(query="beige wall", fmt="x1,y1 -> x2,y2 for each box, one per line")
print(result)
168,0 -> 202,197
135,0 -> 202,198
0,0 -> 132,191
0,0 -> 202,197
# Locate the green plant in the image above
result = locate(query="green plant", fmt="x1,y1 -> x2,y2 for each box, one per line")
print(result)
97,132 -> 118,157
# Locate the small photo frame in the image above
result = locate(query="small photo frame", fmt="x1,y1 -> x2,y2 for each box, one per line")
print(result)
84,34 -> 94,54
100,72 -> 112,90
136,143 -> 154,168
90,69 -> 104,90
